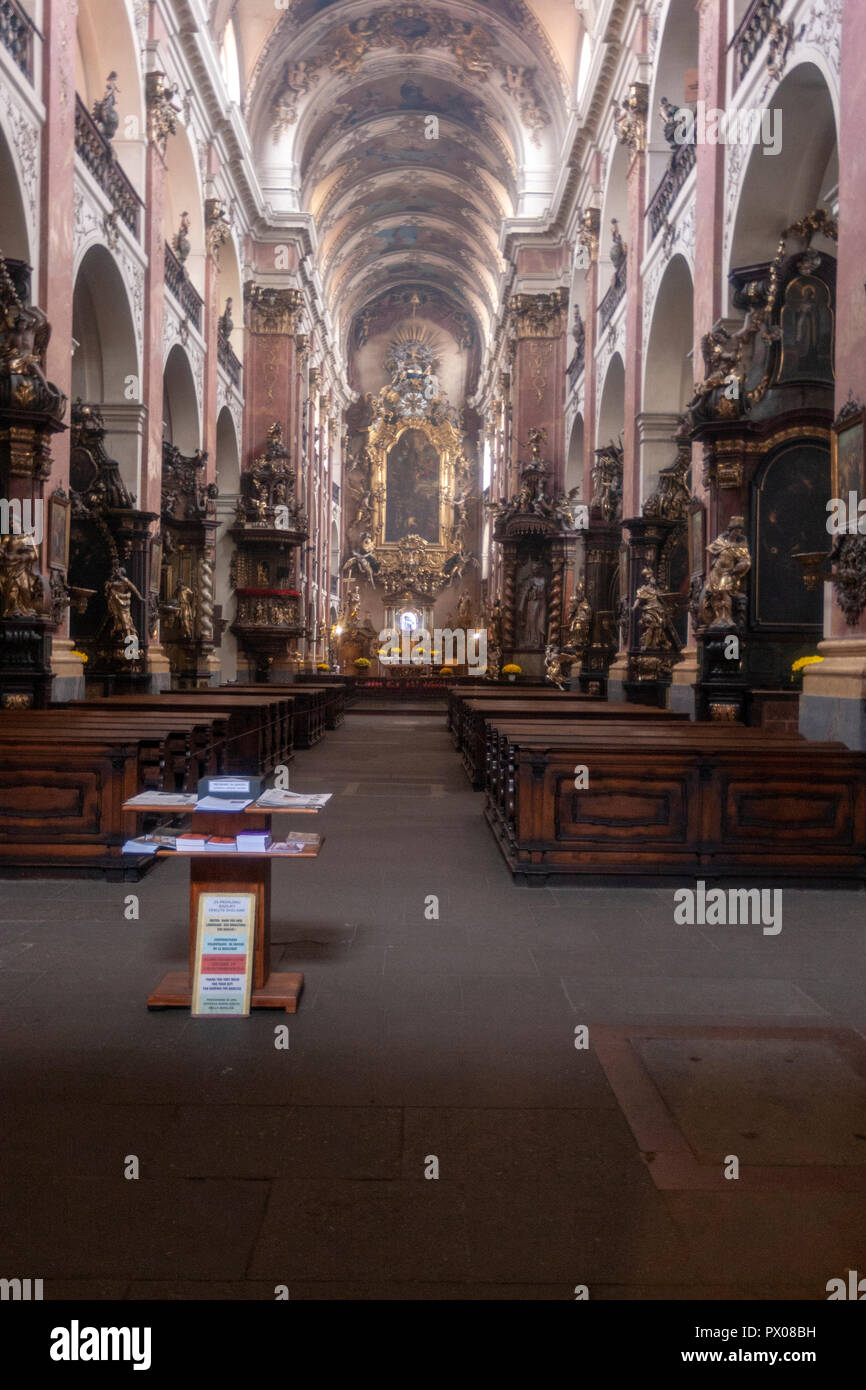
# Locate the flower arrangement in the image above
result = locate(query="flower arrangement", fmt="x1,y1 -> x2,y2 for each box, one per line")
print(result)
439,666 -> 457,677
502,664 -> 522,675
70,650 -> 89,664
316,662 -> 330,671
353,657 -> 371,669
791,655 -> 824,674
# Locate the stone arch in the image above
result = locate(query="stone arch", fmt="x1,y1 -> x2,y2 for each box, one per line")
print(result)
726,62 -> 838,301
599,138 -> 630,295
598,352 -> 625,449
641,253 -> 694,500
566,412 -> 584,495
0,118 -> 31,263
163,343 -> 201,454
72,243 -> 141,497
215,229 -> 244,365
163,123 -> 206,299
646,0 -> 699,204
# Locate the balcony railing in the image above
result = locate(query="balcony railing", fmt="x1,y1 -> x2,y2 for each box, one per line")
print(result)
75,95 -> 142,239
598,268 -> 626,330
0,0 -> 34,81
646,140 -> 696,241
733,0 -> 783,84
217,332 -> 242,389
164,241 -> 204,332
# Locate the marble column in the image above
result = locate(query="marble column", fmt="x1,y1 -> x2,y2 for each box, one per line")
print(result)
40,0 -> 78,694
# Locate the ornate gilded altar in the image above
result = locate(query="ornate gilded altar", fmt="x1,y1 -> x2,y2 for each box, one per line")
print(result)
577,439 -> 623,695
157,442 -> 218,686
66,400 -> 157,689
488,427 -> 579,680
343,314 -> 476,617
621,427 -> 690,706
229,423 -> 308,681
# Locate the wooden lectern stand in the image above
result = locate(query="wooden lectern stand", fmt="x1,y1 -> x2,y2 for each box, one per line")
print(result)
124,803 -> 322,1013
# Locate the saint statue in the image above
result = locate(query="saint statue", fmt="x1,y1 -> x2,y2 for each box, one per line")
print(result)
174,581 -> 195,641
518,562 -> 547,648
0,531 -> 42,618
92,72 -> 120,142
698,517 -> 751,628
105,567 -> 143,642
632,568 -> 679,650
565,580 -> 592,651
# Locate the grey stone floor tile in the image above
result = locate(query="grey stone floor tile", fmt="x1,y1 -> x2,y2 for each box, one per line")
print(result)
248,1179 -> 471,1281
560,976 -> 828,1021
0,1178 -> 268,1279
149,1105 -> 402,1180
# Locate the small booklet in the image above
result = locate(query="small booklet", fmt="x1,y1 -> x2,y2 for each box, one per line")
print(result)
125,792 -> 198,808
195,795 -> 254,812
255,790 -> 332,809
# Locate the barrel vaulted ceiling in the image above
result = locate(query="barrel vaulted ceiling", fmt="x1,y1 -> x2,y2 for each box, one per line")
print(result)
211,1 -> 581,367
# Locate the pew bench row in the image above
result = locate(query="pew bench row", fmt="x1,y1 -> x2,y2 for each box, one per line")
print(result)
0,681 -> 345,879
482,718 -> 866,883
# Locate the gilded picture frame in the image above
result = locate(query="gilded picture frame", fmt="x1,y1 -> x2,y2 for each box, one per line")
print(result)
831,407 -> 865,503
48,490 -> 71,571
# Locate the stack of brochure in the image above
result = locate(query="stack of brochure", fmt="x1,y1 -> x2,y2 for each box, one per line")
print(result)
195,795 -> 253,812
175,833 -> 210,853
124,792 -> 198,808
255,789 -> 332,810
236,829 -> 272,853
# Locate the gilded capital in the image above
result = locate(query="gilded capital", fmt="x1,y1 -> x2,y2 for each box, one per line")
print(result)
244,282 -> 303,335
508,288 -> 568,340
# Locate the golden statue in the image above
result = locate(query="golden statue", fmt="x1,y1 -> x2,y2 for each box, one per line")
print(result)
0,531 -> 42,617
566,580 -> 592,651
105,567 -> 143,642
633,568 -> 679,650
544,644 -> 566,690
698,517 -> 751,628
174,581 -> 195,641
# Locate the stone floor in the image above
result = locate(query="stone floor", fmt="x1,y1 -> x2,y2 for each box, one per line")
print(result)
1,713 -> 864,1300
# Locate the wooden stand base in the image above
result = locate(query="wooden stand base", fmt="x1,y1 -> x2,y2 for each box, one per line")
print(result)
147,969 -> 303,1013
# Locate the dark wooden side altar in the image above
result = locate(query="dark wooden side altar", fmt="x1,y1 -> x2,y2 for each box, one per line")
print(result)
686,212 -> 836,722
490,429 -> 578,680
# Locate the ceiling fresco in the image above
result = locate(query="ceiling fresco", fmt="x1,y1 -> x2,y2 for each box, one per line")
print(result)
217,0 -> 579,373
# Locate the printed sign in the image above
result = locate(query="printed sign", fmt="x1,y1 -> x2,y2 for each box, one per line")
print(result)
191,893 -> 256,1017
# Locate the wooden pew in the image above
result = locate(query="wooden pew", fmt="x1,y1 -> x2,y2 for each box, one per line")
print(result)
457,695 -> 686,788
481,719 -> 866,883
81,693 -> 293,773
446,682 -> 551,735
219,681 -> 332,745
0,709 -> 228,877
